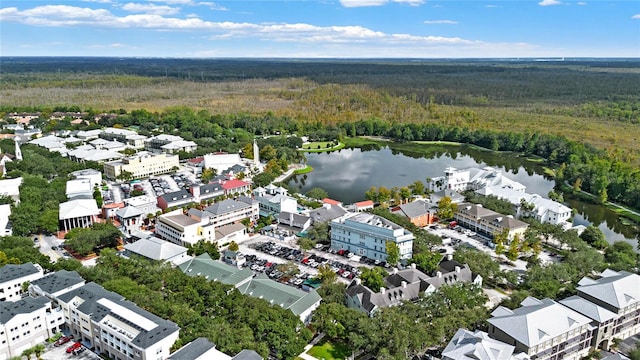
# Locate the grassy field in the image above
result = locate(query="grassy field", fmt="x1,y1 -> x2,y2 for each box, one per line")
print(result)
306,340 -> 351,360
301,141 -> 345,152
293,165 -> 314,174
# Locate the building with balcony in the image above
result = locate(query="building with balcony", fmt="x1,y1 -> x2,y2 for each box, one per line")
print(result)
104,152 -> 179,180
0,263 -> 44,302
253,186 -> 297,217
155,209 -> 214,247
28,270 -> 86,300
442,328 -> 530,360
157,189 -> 195,211
454,203 -> 529,240
330,212 -> 414,262
145,135 -> 196,154
488,297 -> 593,360
427,166 -> 526,193
100,128 -> 147,149
200,198 -> 259,228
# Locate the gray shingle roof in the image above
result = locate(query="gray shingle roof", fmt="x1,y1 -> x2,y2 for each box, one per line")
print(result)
168,338 -> 216,360
159,189 -> 194,204
309,205 -> 346,224
396,200 -> 432,219
576,269 -> 640,311
442,328 -> 520,360
0,296 -> 50,323
232,349 -> 263,360
0,262 -> 40,284
205,199 -> 252,216
559,295 -> 618,323
30,270 -> 84,295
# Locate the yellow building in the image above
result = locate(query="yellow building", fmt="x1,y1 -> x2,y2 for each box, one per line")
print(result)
103,151 -> 179,180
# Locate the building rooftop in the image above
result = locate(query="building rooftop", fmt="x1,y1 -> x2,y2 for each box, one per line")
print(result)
30,270 -> 85,295
124,236 -> 188,261
576,269 -> 640,311
59,199 -> 100,220
168,338 -> 228,360
0,262 -> 42,284
559,295 -> 618,323
0,296 -> 50,324
205,199 -> 252,216
179,253 -> 254,287
442,328 -> 526,360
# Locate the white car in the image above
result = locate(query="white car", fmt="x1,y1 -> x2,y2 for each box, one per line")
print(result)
341,271 -> 351,278
346,252 -> 354,258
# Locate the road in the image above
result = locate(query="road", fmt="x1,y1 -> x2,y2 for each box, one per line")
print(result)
37,233 -> 65,262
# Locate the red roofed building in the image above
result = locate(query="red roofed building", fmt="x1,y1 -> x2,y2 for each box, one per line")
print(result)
222,179 -> 251,196
352,200 -> 374,212
322,198 -> 342,207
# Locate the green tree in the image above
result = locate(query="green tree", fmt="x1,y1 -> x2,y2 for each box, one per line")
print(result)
579,225 -> 608,249
297,237 -> 315,253
399,187 -> 412,203
605,241 -> 638,271
201,167 -> 217,183
305,187 -> 328,200
317,264 -> 337,284
228,241 -> 239,252
409,180 -> 424,196
385,241 -> 400,265
365,186 -> 378,203
307,221 -> 329,243
436,196 -> 457,220
186,239 -> 220,259
359,266 -> 386,290
453,247 -> 501,283
506,234 -> 521,261
116,170 -> 134,182
33,344 -> 45,360
21,347 -> 34,360
410,251 -> 443,274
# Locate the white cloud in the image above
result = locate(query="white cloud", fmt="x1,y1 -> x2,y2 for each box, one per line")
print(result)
339,0 -> 388,7
577,2 -> 587,5
424,20 -> 458,24
121,3 -> 180,15
538,0 -> 562,6
186,13 -> 200,18
81,0 -> 113,3
485,4 -> 499,8
148,0 -> 195,5
632,14 -> 640,19
198,2 -> 228,11
392,0 -> 425,6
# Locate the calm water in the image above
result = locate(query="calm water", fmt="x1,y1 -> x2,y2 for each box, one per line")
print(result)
288,144 -> 638,246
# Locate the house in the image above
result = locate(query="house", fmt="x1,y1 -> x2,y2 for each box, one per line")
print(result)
488,297 -> 594,360
476,185 -> 572,226
104,152 -> 179,180
331,212 -> 414,261
56,282 -> 180,360
70,169 -> 102,188
124,195 -> 158,216
28,270 -> 86,299
124,236 -> 190,266
391,199 -> 436,227
65,178 -> 94,200
157,189 -> 195,211
427,166 -> 526,193
0,263 -> 44,302
0,204 -> 12,236
221,179 -> 251,196
58,199 -> 101,232
0,177 -> 23,204
564,269 -> 640,347
442,328 -> 530,360
351,200 -> 374,212
0,296 -> 65,359
116,205 -> 145,235
346,261 -> 480,316
278,212 -> 312,231
454,203 -> 529,240
322,198 -> 342,207
155,209 -> 214,246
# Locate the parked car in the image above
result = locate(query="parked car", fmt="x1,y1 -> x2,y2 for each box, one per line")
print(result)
73,346 -> 87,356
66,342 -> 82,353
54,335 -> 73,346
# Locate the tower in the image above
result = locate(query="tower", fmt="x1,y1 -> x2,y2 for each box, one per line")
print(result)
253,139 -> 259,167
14,137 -> 22,161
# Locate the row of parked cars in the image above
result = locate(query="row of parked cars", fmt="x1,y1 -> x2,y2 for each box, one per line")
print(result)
254,241 -> 363,280
242,254 -> 310,288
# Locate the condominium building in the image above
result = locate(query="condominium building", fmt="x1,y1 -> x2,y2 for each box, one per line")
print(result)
488,297 -> 593,360
0,296 -> 64,359
454,203 -> 529,240
427,166 -> 526,193
155,209 -> 215,247
0,263 -> 44,302
56,282 -> 180,360
103,152 -> 179,180
330,212 -> 414,261
442,329 -> 530,360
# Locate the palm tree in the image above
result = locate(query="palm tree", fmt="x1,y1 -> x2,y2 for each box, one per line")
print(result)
33,344 -> 45,360
21,347 -> 34,360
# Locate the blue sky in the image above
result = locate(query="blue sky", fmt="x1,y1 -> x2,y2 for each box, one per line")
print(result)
1,0 -> 638,58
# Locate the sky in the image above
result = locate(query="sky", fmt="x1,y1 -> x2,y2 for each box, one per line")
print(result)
0,0 -> 639,58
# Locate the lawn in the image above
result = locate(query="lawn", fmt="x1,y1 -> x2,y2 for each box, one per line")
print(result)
300,141 -> 344,152
307,340 -> 351,360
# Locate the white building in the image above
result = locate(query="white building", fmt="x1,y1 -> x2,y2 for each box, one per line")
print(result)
0,263 -> 44,302
427,166 -> 526,193
65,178 -> 94,200
124,236 -> 190,266
330,212 -> 414,261
476,185 -> 572,226
59,199 -> 101,232
0,204 -> 12,236
70,169 -> 102,188
103,152 -> 179,180
28,270 -> 86,299
124,195 -> 158,217
0,296 -> 64,359
0,177 -> 23,205
442,329 -> 530,360
155,209 -> 215,247
145,135 -> 197,154
56,282 -> 180,360
202,153 -> 242,175
253,186 -> 298,217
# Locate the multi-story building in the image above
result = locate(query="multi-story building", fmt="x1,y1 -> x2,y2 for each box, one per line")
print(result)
488,297 -> 594,360
157,190 -> 195,211
201,198 -> 259,227
454,203 -> 529,240
427,166 -> 526,193
476,185 -> 572,226
155,209 -> 214,247
58,199 -> 101,232
391,199 -> 436,227
145,135 -> 197,154
221,179 -> 251,197
56,282 -> 180,360
28,270 -> 86,300
442,328 -> 530,360
253,186 -> 297,217
124,195 -> 159,216
103,152 -> 179,180
562,269 -> 640,349
0,263 -> 44,302
330,213 -> 414,261
0,296 -> 64,359
100,128 -> 147,149
202,153 -> 243,175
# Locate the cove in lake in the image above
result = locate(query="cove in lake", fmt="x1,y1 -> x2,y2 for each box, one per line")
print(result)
287,143 -> 638,247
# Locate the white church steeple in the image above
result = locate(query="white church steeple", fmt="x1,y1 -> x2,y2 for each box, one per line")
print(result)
14,137 -> 22,161
253,139 -> 259,167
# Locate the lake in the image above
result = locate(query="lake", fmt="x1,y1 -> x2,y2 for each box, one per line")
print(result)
287,144 -> 638,247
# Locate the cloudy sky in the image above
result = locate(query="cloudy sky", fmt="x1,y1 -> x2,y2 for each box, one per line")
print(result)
1,0 -> 638,58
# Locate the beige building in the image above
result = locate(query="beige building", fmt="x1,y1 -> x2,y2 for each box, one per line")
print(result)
454,202 -> 529,240
103,152 -> 179,180
155,209 -> 215,247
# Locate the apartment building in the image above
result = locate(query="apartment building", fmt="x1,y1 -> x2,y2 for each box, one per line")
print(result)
488,297 -> 594,360
57,282 -> 180,360
157,190 -> 195,211
454,203 -> 529,240
104,152 -> 179,180
155,209 -> 214,247
201,198 -> 259,227
28,270 -> 86,300
442,328 -> 530,360
330,212 -> 414,261
100,127 -> 147,149
0,263 -> 44,302
427,166 -> 526,193
145,135 -> 197,154
0,296 -> 64,359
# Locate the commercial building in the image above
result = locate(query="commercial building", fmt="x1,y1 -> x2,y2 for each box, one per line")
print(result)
427,166 -> 526,193
104,152 -> 179,180
145,135 -> 197,154
155,209 -> 214,247
124,236 -> 190,266
58,199 -> 101,232
0,263 -> 44,302
253,186 -> 297,217
330,212 -> 414,261
454,203 -> 529,240
391,199 -> 436,227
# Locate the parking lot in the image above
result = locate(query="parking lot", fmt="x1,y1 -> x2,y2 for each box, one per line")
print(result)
41,339 -> 99,360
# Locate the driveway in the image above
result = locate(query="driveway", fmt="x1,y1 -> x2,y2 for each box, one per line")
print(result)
41,340 -> 100,360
